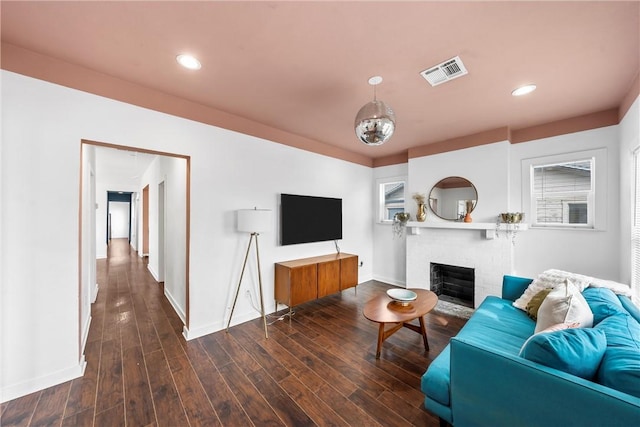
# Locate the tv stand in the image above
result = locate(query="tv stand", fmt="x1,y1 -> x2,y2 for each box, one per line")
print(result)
275,253 -> 358,320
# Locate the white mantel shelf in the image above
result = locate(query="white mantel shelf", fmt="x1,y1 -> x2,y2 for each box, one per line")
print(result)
406,221 -> 528,239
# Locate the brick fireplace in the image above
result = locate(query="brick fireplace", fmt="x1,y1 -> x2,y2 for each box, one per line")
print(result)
406,226 -> 514,308
430,263 -> 474,308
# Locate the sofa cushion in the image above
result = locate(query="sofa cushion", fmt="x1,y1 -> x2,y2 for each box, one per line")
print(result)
519,328 -> 607,379
618,295 -> 640,324
594,313 -> 640,398
422,296 -> 534,407
535,281 -> 593,333
582,287 -> 625,325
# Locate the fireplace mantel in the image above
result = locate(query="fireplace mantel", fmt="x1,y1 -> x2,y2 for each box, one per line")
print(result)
406,221 -> 528,239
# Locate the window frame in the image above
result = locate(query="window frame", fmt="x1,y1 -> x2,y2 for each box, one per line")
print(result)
522,148 -> 607,231
376,176 -> 406,224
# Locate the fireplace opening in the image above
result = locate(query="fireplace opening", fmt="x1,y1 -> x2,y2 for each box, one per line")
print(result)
430,263 -> 474,308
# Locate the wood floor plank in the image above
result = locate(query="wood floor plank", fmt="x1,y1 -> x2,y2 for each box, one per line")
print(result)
95,338 -> 123,414
0,391 -> 40,426
246,321 -> 327,393
279,375 -> 349,427
94,403 -> 125,427
315,382 -> 383,427
217,361 -> 285,426
61,406 -> 95,427
265,326 -> 358,397
348,388 -> 413,427
29,381 -> 71,426
187,343 -> 251,426
167,354 -> 221,427
228,327 -> 291,382
291,331 -> 388,398
1,239 -> 466,427
247,368 -> 315,426
122,345 -> 155,426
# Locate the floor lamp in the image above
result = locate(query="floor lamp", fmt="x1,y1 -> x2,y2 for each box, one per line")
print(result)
227,208 -> 271,339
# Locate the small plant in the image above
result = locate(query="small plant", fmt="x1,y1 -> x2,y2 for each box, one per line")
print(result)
392,212 -> 411,238
412,193 -> 426,204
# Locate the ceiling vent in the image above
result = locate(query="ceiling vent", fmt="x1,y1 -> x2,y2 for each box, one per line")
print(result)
420,56 -> 468,87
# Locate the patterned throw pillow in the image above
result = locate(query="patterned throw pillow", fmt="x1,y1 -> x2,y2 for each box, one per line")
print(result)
525,288 -> 552,320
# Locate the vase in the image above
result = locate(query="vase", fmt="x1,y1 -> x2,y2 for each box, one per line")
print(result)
464,212 -> 472,223
416,203 -> 426,222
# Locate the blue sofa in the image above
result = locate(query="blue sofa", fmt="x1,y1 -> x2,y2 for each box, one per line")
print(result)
421,275 -> 640,427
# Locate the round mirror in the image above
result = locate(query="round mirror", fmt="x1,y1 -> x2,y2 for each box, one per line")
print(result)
428,176 -> 478,221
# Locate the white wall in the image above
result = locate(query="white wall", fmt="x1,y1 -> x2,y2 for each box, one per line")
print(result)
138,155 -> 188,321
0,70 -> 373,401
619,98 -> 640,288
109,201 -> 130,239
372,164 -> 408,286
409,141 -> 511,224
80,144 -> 96,354
510,126 -> 621,280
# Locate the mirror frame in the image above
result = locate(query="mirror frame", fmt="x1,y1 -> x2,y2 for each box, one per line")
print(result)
428,176 -> 478,221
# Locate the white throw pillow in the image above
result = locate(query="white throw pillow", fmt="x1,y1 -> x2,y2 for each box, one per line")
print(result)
534,280 -> 594,333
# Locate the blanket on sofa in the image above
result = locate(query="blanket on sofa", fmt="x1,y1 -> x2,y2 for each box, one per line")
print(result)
514,269 -> 636,311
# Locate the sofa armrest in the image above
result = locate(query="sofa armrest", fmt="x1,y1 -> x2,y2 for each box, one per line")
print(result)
501,275 -> 533,302
449,337 -> 640,427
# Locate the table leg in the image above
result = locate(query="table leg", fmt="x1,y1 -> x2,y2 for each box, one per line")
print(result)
376,323 -> 385,358
419,316 -> 429,351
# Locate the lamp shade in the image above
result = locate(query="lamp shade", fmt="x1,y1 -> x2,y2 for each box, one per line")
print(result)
237,209 -> 272,233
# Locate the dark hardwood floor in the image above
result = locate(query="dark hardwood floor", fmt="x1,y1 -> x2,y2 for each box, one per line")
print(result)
1,238 -> 466,426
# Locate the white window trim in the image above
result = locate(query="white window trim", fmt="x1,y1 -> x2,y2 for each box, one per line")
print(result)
522,148 -> 607,230
376,175 -> 407,224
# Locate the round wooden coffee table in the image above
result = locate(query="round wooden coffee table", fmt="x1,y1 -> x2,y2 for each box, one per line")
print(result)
363,288 -> 438,358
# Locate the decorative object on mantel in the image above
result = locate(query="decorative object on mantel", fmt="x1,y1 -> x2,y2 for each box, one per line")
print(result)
413,193 -> 427,222
354,76 -> 396,146
496,212 -> 525,245
392,212 -> 411,238
463,200 -> 474,223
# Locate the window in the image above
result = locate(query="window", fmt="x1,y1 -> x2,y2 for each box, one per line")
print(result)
378,178 -> 405,222
532,159 -> 594,227
522,148 -> 606,230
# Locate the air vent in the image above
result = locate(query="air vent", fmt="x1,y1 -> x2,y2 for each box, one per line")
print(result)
420,56 -> 468,87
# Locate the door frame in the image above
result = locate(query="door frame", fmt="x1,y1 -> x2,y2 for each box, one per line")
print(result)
78,139 -> 191,360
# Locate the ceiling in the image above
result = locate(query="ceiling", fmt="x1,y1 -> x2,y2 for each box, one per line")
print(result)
94,146 -> 158,187
2,1 -> 639,163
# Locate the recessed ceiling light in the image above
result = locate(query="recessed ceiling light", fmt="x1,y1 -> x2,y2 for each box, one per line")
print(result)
512,84 -> 537,96
176,54 -> 201,70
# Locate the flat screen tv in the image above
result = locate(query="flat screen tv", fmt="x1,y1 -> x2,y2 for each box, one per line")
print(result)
280,193 -> 342,245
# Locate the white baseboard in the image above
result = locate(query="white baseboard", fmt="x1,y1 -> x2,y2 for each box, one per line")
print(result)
147,265 -> 159,281
1,359 -> 86,403
91,283 -> 99,303
80,315 -> 92,354
164,288 -> 186,324
183,302 -> 274,341
372,275 -> 406,288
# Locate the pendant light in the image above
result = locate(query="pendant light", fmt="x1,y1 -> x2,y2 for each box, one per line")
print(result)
354,76 -> 396,146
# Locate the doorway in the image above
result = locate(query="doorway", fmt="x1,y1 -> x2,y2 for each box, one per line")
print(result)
78,139 -> 191,346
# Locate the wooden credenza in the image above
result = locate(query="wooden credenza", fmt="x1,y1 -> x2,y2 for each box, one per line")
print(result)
275,253 -> 358,309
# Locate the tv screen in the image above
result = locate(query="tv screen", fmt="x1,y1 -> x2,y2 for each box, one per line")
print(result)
280,194 -> 342,245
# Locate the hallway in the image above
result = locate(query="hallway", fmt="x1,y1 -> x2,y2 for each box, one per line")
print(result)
2,239 -> 464,426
